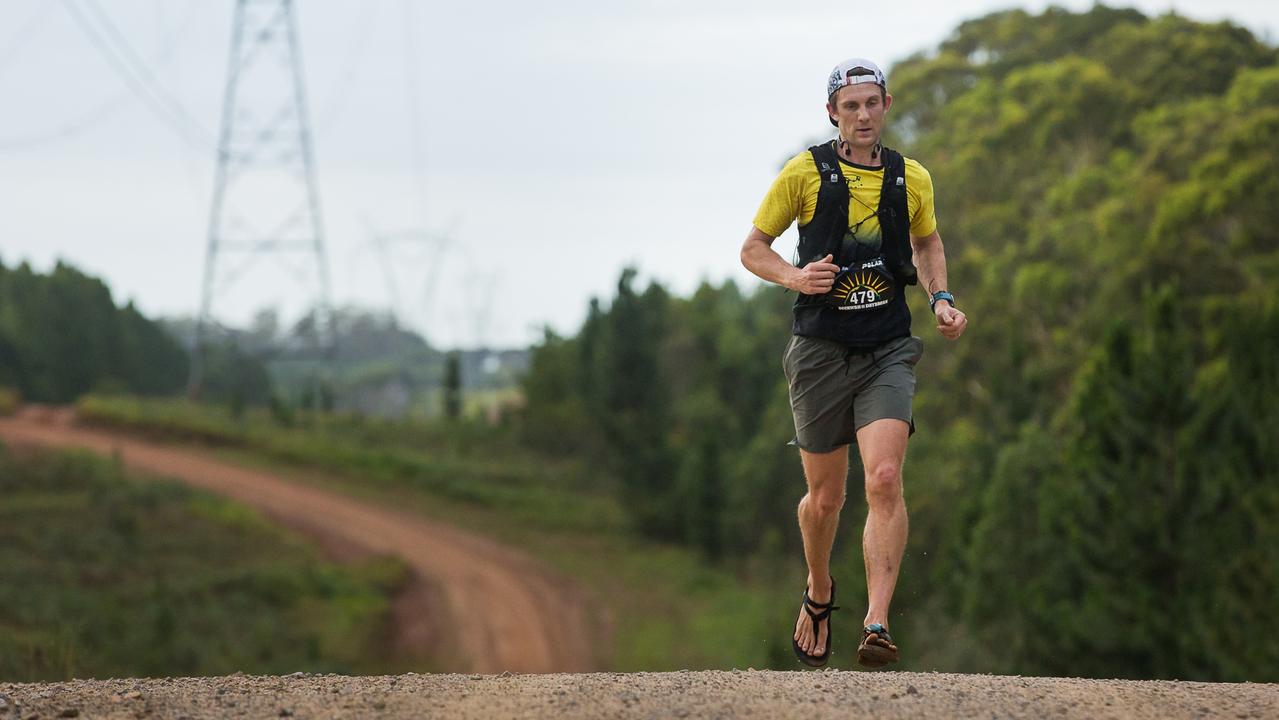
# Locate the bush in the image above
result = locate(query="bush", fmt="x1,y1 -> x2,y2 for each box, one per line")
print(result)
0,386 -> 18,416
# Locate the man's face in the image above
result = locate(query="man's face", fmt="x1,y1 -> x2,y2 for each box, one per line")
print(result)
826,84 -> 892,149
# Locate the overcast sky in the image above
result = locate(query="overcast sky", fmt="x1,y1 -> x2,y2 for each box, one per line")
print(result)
1,1 -> 1275,349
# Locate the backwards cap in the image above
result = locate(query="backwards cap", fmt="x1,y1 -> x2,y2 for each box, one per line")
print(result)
826,58 -> 887,127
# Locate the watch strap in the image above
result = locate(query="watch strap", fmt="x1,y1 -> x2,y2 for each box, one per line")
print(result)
930,290 -> 955,311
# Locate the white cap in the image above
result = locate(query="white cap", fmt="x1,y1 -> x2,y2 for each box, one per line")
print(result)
827,58 -> 887,96
826,58 -> 887,126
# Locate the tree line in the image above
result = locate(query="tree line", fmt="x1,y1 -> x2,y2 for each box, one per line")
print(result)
0,260 -> 188,402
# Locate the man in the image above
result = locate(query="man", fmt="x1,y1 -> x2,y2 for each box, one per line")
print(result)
739,58 -> 967,668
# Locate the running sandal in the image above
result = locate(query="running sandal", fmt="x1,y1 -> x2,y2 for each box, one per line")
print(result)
857,622 -> 899,668
792,577 -> 839,668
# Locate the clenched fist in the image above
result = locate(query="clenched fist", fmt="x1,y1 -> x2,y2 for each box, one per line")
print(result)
935,303 -> 967,340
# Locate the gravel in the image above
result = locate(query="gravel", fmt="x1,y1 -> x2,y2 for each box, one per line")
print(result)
1,670 -> 1275,719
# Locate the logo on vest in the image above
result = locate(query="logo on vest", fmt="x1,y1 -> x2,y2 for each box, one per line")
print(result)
830,269 -> 893,311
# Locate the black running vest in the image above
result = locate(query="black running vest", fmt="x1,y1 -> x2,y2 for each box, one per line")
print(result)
792,141 -> 917,349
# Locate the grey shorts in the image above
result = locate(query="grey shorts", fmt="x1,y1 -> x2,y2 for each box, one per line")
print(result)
782,334 -> 924,453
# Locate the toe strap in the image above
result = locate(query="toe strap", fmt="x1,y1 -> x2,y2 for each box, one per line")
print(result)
863,623 -> 893,644
804,604 -> 840,621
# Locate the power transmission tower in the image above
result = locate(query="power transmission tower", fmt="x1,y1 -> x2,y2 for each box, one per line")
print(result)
188,0 -> 333,400
357,217 -> 452,334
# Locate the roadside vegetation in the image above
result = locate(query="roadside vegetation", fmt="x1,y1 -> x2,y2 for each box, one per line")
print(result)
0,387 -> 18,416
0,445 -> 408,682
74,393 -> 795,672
76,395 -> 620,534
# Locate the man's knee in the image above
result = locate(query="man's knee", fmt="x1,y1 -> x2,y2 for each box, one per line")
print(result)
801,452 -> 848,517
864,460 -> 902,506
804,489 -> 846,517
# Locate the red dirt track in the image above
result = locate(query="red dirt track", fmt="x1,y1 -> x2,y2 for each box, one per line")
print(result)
0,407 -> 598,674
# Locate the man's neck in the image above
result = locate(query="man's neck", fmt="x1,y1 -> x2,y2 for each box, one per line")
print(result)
835,138 -> 882,167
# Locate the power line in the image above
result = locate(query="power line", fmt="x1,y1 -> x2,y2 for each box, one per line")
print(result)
0,93 -> 132,152
58,0 -> 214,150
0,1 -> 202,153
77,0 -> 214,143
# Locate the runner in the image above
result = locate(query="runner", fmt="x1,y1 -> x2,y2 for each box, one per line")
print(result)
739,58 -> 967,668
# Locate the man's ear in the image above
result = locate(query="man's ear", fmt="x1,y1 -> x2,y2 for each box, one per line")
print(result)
884,93 -> 893,113
826,101 -> 837,124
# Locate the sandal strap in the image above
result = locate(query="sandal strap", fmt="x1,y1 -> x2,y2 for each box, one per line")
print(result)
804,604 -> 840,621
802,576 -> 838,609
803,590 -> 835,609
863,623 -> 893,643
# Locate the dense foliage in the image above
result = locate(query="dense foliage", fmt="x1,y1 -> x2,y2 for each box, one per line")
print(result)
519,7 -> 1279,681
0,445 -> 406,680
0,260 -> 188,402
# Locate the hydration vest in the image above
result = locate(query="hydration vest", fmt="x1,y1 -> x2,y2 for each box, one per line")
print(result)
792,141 -> 918,349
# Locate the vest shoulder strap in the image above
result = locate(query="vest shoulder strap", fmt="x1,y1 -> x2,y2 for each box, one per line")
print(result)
878,147 -> 907,215
877,147 -> 918,286
806,142 -> 850,262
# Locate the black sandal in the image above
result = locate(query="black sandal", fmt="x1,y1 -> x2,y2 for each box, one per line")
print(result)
857,622 -> 899,667
792,577 -> 839,667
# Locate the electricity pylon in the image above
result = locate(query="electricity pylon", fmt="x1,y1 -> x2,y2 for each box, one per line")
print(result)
188,0 -> 333,398
357,216 -> 453,335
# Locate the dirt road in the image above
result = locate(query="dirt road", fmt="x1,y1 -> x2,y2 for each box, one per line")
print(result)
2,669 -> 1276,719
0,408 -> 598,674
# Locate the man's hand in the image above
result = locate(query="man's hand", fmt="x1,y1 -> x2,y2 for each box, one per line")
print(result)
788,254 -> 840,295
935,302 -> 967,340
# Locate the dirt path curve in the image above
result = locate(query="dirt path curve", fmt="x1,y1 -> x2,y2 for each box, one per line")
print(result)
0,407 -> 598,674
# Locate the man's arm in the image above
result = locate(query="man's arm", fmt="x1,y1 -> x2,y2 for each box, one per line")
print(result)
910,230 -> 968,340
740,226 -> 840,295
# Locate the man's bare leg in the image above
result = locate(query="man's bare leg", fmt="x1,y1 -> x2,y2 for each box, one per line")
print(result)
793,446 -> 848,657
856,418 -> 911,630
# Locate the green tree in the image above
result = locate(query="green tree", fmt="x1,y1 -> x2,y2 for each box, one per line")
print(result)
964,292 -> 1279,680
443,351 -> 462,420
0,260 -> 189,402
597,269 -> 678,539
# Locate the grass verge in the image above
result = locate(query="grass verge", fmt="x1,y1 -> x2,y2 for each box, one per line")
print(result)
0,443 -> 409,681
74,395 -> 823,671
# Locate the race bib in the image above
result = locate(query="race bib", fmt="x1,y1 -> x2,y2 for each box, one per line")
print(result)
825,258 -> 895,311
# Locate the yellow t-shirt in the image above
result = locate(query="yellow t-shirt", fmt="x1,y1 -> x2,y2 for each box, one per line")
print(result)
752,145 -> 937,261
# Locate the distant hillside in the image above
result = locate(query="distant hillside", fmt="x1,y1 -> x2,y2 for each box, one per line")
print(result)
161,309 -> 529,418
0,257 -> 527,417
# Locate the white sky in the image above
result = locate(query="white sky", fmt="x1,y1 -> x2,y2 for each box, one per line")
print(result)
1,1 -> 1275,349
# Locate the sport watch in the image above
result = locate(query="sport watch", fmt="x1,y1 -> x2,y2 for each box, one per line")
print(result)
929,290 -> 956,312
